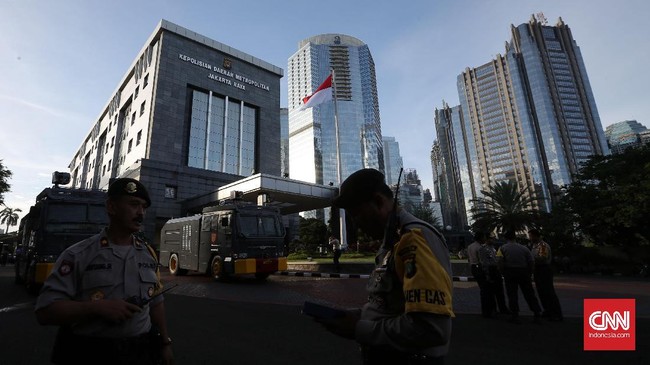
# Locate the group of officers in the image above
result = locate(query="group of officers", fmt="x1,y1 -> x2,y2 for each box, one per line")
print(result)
35,169 -> 454,365
467,229 -> 564,323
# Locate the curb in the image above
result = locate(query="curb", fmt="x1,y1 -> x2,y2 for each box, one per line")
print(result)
276,271 -> 369,279
275,271 -> 476,282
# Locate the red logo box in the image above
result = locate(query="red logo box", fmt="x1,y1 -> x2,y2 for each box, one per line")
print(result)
584,298 -> 635,351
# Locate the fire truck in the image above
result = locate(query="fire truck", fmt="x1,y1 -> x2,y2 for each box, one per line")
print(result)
159,195 -> 286,280
14,172 -> 108,293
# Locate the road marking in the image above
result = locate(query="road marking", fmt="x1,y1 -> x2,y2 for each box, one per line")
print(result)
276,271 -> 370,279
276,271 -> 476,281
0,302 -> 34,314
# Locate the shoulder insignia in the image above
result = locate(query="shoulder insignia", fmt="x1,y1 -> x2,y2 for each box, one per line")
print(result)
100,238 -> 109,248
58,260 -> 74,276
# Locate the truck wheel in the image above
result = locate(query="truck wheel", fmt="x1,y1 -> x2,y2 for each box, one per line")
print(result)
210,256 -> 227,280
168,253 -> 186,276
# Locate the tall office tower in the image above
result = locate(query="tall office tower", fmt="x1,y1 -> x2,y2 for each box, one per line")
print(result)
287,34 -> 384,192
605,120 -> 648,154
383,136 -> 404,186
456,15 -> 609,212
432,104 -> 480,229
280,108 -> 289,177
399,168 -> 424,211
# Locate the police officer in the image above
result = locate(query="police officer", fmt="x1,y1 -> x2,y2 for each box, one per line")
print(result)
35,178 -> 174,364
478,235 -> 510,317
496,231 -> 542,324
330,235 -> 342,273
467,232 -> 490,317
529,229 -> 563,321
318,169 -> 453,365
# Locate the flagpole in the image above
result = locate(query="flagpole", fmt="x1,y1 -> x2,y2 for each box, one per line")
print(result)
331,68 -> 347,249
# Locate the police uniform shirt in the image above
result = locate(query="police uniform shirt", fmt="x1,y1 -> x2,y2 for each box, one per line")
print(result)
356,209 -> 454,357
35,229 -> 163,338
467,241 -> 482,265
496,242 -> 534,269
532,241 -> 552,265
478,245 -> 498,273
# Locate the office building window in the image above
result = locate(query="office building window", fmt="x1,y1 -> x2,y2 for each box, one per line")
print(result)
137,130 -> 142,146
128,139 -> 133,153
134,86 -> 139,99
111,136 -> 115,147
187,89 -> 257,176
140,101 -> 146,116
143,74 -> 149,88
131,112 -> 136,125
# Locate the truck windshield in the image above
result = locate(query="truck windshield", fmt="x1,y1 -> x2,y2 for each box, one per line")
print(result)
239,215 -> 283,237
46,203 -> 108,224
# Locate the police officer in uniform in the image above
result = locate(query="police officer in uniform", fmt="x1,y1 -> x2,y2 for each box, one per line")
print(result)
529,229 -> 563,321
478,235 -> 510,316
496,231 -> 542,324
467,232 -> 490,317
318,169 -> 453,365
35,178 -> 174,364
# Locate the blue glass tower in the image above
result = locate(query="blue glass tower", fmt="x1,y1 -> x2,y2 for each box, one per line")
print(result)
287,34 -> 383,191
450,15 -> 609,216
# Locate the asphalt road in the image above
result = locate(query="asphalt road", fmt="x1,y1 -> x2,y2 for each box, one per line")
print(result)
0,264 -> 648,364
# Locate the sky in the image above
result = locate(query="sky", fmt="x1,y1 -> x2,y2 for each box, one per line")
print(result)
1,0 -> 649,230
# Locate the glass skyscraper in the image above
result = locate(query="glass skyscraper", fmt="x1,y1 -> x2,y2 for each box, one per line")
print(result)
382,136 -> 403,186
433,104 -> 480,230
605,120 -> 648,154
435,15 -> 609,224
287,34 -> 383,191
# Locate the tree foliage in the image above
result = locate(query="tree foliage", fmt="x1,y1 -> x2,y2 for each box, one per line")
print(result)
0,160 -> 12,206
470,180 -> 540,235
0,207 -> 22,234
562,144 -> 650,246
409,203 -> 443,231
297,217 -> 328,254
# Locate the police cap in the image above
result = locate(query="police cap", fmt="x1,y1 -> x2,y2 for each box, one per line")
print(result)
107,178 -> 151,207
333,168 -> 388,209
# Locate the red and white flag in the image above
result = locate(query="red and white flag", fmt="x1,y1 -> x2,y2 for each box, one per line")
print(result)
300,74 -> 332,110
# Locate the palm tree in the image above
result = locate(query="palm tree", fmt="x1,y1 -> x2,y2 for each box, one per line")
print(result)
469,180 -> 539,236
0,206 -> 22,234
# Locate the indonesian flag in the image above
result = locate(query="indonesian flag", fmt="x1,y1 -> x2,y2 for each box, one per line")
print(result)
300,74 -> 332,110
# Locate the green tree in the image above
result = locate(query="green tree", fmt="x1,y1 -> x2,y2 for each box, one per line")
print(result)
0,160 -> 12,206
298,217 -> 328,254
0,207 -> 22,234
563,144 -> 650,246
409,203 -> 443,231
536,196 -> 582,252
470,180 -> 540,236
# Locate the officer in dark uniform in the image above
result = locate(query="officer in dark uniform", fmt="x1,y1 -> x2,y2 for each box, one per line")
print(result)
496,231 -> 542,324
35,178 -> 174,364
317,169 -> 453,365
